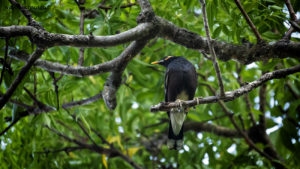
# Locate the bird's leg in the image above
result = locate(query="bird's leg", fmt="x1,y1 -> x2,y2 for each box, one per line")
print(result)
174,99 -> 185,113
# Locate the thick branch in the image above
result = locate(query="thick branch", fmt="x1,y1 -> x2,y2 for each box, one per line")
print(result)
151,64 -> 300,112
157,16 -> 300,64
0,23 -> 155,48
102,39 -> 149,110
8,41 -> 146,76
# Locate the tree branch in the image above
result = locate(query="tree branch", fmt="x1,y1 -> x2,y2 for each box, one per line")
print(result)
285,0 -> 297,21
234,0 -> 262,42
184,121 -> 241,138
102,39 -> 149,110
76,0 -> 85,66
217,100 -> 285,168
97,3 -> 137,10
199,0 -> 225,96
0,47 -> 45,110
62,91 -> 103,109
151,64 -> 300,112
156,16 -> 300,63
137,0 -> 154,13
45,125 -> 143,169
35,146 -> 85,154
0,23 -> 155,48
236,63 -> 256,125
283,0 -> 299,40
8,0 -> 43,29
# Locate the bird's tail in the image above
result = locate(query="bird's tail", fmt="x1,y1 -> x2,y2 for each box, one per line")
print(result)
167,110 -> 186,150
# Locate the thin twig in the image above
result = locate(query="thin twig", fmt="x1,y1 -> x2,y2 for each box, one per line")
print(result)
35,146 -> 85,154
45,125 -> 143,169
0,38 -> 9,85
67,109 -> 98,146
217,101 -> 276,162
76,0 -> 85,66
199,0 -> 225,97
0,47 -> 45,110
0,114 -> 24,136
259,83 -> 267,128
234,0 -> 263,42
98,3 -> 137,10
62,91 -> 103,109
8,0 -> 43,29
49,72 -> 63,110
285,0 -> 297,21
236,63 -> 256,125
282,0 -> 299,40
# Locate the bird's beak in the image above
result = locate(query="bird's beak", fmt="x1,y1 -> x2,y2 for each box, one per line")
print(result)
151,60 -> 161,65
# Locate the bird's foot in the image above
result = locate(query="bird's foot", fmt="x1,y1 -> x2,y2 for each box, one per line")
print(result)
171,99 -> 185,113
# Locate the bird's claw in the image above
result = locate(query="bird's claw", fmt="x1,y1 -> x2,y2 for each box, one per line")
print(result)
170,99 -> 185,113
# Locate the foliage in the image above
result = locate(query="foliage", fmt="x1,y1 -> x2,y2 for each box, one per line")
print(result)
0,0 -> 300,169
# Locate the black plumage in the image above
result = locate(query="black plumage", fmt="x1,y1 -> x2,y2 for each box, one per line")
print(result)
152,56 -> 197,150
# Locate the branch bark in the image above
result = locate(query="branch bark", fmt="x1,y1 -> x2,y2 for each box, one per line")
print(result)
184,121 -> 241,138
0,23 -> 155,47
151,64 -> 300,112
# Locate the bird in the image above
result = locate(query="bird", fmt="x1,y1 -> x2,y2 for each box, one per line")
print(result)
151,56 -> 197,150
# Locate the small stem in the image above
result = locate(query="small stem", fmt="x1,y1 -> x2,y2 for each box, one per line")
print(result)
234,0 -> 263,42
199,0 -> 225,97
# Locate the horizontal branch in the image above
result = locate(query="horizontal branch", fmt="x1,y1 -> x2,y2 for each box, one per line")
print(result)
7,46 -> 135,76
0,23 -> 155,48
62,92 -> 103,109
151,64 -> 300,112
157,16 -> 300,64
3,17 -> 299,67
185,121 -> 241,138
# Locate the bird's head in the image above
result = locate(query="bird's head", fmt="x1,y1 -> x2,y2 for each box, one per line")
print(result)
151,56 -> 179,67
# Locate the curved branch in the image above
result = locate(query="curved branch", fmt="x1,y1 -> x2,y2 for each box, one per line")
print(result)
151,64 -> 300,112
8,44 -> 141,76
102,39 -> 149,110
0,23 -> 155,47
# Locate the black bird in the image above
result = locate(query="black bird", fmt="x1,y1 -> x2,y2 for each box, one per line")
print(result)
152,56 -> 197,150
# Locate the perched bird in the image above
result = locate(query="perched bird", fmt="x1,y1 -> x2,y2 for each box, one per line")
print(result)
152,56 -> 197,150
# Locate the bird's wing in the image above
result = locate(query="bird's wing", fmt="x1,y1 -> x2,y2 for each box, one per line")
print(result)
165,69 -> 184,102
